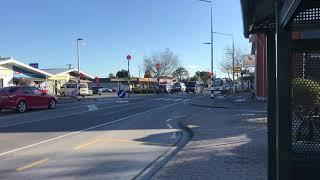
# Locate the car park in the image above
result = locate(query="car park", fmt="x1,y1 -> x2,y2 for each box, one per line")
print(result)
91,86 -> 103,95
186,81 -> 204,93
155,84 -> 167,94
0,86 -> 57,113
170,82 -> 185,93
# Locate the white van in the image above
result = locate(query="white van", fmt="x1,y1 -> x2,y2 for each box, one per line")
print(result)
60,83 -> 93,96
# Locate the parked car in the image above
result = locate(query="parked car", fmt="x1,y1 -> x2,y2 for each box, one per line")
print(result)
155,84 -> 166,94
186,81 -> 204,93
0,86 -> 57,113
170,82 -> 185,93
60,83 -> 93,97
105,88 -> 113,92
91,86 -> 103,95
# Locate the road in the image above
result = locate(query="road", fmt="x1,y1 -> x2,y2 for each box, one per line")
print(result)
0,93 -> 202,180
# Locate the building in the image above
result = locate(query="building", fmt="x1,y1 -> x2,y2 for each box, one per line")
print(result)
0,56 -> 93,95
42,68 -> 93,94
0,57 -> 51,88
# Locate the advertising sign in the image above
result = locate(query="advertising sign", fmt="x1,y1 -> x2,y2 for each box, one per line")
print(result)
243,55 -> 255,68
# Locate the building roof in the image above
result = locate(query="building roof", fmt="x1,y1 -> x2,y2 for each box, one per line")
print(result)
42,68 -> 94,80
241,0 -> 319,38
0,57 -> 52,77
41,68 -> 71,75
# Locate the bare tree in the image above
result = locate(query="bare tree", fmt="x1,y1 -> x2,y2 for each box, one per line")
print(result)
143,49 -> 179,80
220,46 -> 248,79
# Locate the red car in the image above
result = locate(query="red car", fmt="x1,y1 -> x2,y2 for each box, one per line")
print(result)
0,86 -> 57,113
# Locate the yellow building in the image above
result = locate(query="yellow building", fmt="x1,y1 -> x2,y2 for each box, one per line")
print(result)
0,57 -> 94,95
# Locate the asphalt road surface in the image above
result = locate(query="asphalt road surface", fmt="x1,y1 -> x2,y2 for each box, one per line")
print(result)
0,93 -> 203,180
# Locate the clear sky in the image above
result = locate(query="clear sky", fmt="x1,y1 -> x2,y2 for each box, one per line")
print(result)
1,0 -> 250,78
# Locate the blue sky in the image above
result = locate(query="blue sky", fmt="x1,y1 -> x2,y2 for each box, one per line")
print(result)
1,0 -> 250,78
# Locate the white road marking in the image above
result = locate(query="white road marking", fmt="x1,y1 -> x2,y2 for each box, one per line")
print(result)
183,99 -> 191,102
0,101 -> 183,157
164,98 -> 172,101
166,123 -> 173,129
154,98 -> 165,101
115,100 -> 129,103
87,105 -> 98,111
0,102 -> 141,128
166,119 -> 172,122
174,115 -> 187,119
174,99 -> 182,102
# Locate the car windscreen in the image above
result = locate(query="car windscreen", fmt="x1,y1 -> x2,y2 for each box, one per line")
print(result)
187,82 -> 196,86
80,84 -> 88,88
0,87 -> 18,94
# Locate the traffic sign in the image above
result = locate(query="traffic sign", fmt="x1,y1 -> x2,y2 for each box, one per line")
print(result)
156,63 -> 160,70
118,90 -> 126,98
126,55 -> 132,61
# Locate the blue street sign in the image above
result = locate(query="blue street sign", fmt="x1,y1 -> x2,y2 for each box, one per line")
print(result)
118,90 -> 126,98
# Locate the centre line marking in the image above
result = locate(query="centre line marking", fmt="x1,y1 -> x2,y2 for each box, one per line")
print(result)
0,101 -> 186,157
16,158 -> 50,172
74,139 -> 102,150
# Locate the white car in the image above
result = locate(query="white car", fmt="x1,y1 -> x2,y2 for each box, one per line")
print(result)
60,83 -> 93,96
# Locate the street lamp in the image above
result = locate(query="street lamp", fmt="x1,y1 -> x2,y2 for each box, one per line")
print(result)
212,32 -> 235,94
199,0 -> 214,99
76,38 -> 83,90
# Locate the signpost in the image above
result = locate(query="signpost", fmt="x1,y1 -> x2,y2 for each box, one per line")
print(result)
127,55 -> 132,98
118,90 -> 126,98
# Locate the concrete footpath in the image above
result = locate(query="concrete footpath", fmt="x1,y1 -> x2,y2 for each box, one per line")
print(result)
153,94 -> 268,180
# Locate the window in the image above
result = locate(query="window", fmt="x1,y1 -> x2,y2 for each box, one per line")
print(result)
30,87 -> 43,95
80,84 -> 88,88
0,87 -> 18,94
20,87 -> 34,94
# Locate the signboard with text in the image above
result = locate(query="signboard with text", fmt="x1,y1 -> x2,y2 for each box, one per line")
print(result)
243,55 -> 255,68
29,63 -> 39,69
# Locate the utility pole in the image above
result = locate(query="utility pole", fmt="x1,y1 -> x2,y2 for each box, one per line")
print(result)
199,0 -> 214,99
76,38 -> 83,90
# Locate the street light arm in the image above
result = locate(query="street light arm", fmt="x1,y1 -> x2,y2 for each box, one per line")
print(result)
199,0 -> 212,3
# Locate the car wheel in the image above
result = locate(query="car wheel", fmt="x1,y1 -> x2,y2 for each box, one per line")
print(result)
49,99 -> 56,109
17,101 -> 27,113
61,92 -> 65,97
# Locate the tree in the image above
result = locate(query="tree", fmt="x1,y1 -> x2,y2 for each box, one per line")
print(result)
116,70 -> 129,78
143,48 -> 179,80
144,70 -> 152,78
108,73 -> 115,78
220,46 -> 248,79
173,67 -> 189,82
190,75 -> 200,82
195,71 -> 211,84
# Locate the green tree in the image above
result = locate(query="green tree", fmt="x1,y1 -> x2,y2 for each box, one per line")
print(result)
108,73 -> 115,78
190,75 -> 200,81
173,67 -> 189,82
195,71 -> 210,84
116,70 -> 129,78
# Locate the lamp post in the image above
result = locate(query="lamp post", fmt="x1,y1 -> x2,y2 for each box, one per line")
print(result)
212,32 -> 235,94
199,0 -> 214,99
76,38 -> 83,90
